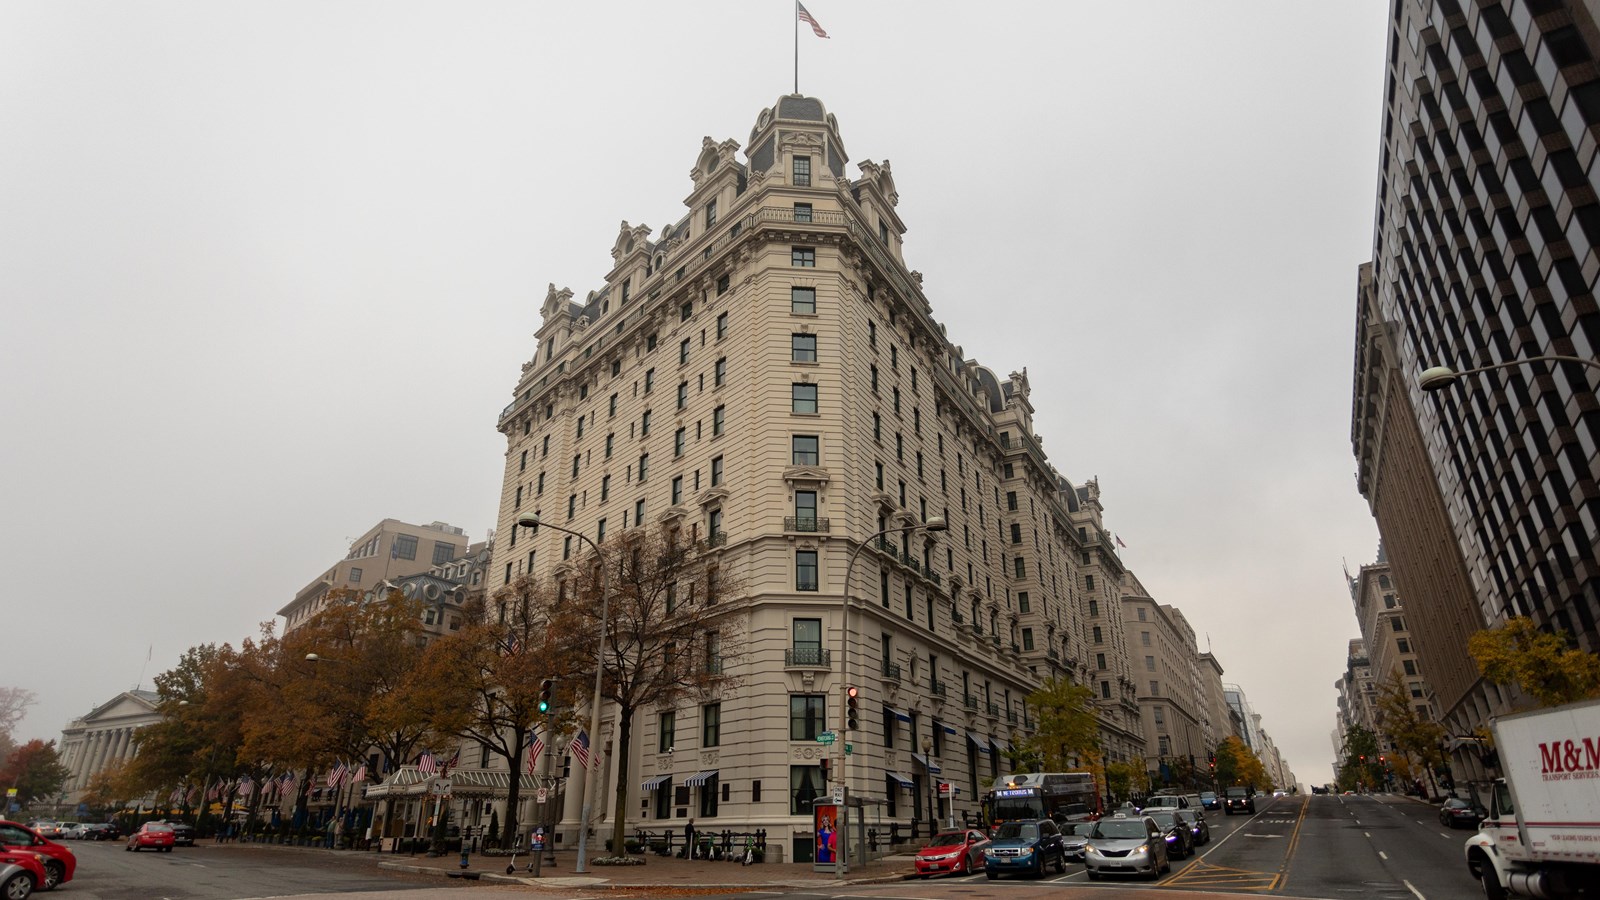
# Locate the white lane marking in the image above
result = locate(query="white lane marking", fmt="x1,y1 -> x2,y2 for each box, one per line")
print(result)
1379,850 -> 1389,860
1439,832 -> 1452,839
1403,878 -> 1427,899
1364,832 -> 1372,838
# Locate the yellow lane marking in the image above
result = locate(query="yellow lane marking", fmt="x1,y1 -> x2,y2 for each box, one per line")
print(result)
1278,795 -> 1311,889
1161,858 -> 1280,890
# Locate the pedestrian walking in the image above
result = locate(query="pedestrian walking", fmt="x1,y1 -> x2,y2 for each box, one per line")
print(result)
684,818 -> 696,859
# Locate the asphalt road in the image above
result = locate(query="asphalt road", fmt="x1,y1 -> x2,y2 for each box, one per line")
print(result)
46,839 -> 496,900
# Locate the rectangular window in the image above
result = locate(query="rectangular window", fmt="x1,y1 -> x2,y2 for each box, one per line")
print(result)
792,333 -> 817,362
790,765 -> 822,815
1022,629 -> 1034,651
641,410 -> 652,435
792,383 -> 818,413
1096,652 -> 1106,669
793,155 -> 811,187
567,494 -> 576,519
609,394 -> 618,417
638,453 -> 649,480
792,435 -> 819,465
605,433 -> 614,458
791,286 -> 816,314
1088,599 -> 1098,617
645,368 -> 655,392
600,474 -> 611,501
793,202 -> 813,223
794,617 -> 822,652
715,358 -> 726,387
672,476 -> 683,505
681,300 -> 693,321
716,312 -> 728,339
716,273 -> 730,295
795,490 -> 818,529
703,703 -> 721,748
659,711 -> 676,752
791,247 -> 815,267
1141,631 -> 1151,646
675,427 -> 686,457
1145,655 -> 1156,671
1018,592 -> 1030,613
596,518 -> 606,542
349,567 -> 362,583
677,382 -> 688,410
713,405 -> 725,435
705,199 -> 717,228
393,535 -> 418,560
790,694 -> 825,740
1150,681 -> 1159,695
711,455 -> 723,486
1013,557 -> 1025,578
635,498 -> 646,523
680,338 -> 691,365
796,550 -> 819,591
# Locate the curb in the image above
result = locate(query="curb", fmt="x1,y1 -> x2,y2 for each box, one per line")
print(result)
377,859 -> 920,889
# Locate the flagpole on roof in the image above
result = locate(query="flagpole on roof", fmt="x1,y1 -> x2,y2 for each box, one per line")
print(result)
794,0 -> 799,94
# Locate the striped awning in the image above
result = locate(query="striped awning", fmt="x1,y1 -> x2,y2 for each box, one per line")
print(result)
886,771 -> 915,789
967,732 -> 991,754
911,752 -> 941,774
990,738 -> 1006,756
684,770 -> 719,787
889,707 -> 911,722
361,766 -> 512,799
941,723 -> 958,735
641,774 -> 670,791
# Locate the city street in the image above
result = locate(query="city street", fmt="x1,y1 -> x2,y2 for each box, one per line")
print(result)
40,794 -> 1485,900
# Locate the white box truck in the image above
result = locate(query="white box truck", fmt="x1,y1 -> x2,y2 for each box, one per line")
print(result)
1466,697 -> 1600,898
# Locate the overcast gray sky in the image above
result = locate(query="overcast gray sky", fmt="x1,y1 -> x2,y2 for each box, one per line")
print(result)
1,1 -> 1388,787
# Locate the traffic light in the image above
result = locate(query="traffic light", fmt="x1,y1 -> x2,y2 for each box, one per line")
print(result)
845,685 -> 860,731
820,757 -> 831,780
538,679 -> 553,714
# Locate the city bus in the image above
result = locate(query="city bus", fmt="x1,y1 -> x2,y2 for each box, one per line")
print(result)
982,772 -> 1100,827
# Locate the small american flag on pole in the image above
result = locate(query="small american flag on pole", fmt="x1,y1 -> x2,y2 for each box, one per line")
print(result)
238,776 -> 254,797
797,2 -> 829,38
571,730 -> 592,769
327,761 -> 348,790
527,730 -> 545,776
351,764 -> 368,785
417,752 -> 438,775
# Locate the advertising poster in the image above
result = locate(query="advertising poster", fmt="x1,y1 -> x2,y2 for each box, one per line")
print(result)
813,803 -> 838,863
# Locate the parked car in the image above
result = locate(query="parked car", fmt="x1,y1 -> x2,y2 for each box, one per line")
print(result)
1439,797 -> 1486,829
18,825 -> 56,842
0,851 -> 46,900
983,818 -> 1068,879
165,822 -> 196,847
913,829 -> 989,877
1143,794 -> 1189,811
1175,808 -> 1211,845
1084,813 -> 1170,880
1058,820 -> 1091,861
126,822 -> 175,852
0,821 -> 76,890
1183,794 -> 1204,811
80,824 -> 120,842
1145,811 -> 1195,860
1224,786 -> 1256,815
1199,791 -> 1221,810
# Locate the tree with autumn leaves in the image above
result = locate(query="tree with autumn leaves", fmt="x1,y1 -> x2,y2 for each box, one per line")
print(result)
1213,734 -> 1273,792
1469,616 -> 1600,708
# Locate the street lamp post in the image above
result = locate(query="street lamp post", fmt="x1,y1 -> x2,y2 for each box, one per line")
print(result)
516,511 -> 609,874
837,515 -> 946,876
1418,355 -> 1600,391
921,736 -> 935,839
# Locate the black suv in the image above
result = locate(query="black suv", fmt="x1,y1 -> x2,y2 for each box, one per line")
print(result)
1223,787 -> 1255,815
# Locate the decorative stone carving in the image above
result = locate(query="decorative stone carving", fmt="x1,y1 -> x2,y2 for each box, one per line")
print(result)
541,284 -> 574,321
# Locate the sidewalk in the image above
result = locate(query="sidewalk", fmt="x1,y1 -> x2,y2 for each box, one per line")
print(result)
375,847 -> 922,889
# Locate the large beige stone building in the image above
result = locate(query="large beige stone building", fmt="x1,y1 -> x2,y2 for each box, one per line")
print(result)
488,96 -> 1138,861
1120,582 -> 1210,787
57,690 -> 162,807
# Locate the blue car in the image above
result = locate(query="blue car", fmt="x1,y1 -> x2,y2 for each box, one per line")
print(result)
983,819 -> 1067,879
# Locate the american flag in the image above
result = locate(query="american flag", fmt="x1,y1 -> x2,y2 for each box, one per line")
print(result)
327,761 -> 348,790
526,730 -> 545,776
797,2 -> 829,38
417,752 -> 438,776
505,630 -> 521,655
444,750 -> 460,773
238,776 -> 254,797
571,730 -> 591,769
351,764 -> 368,785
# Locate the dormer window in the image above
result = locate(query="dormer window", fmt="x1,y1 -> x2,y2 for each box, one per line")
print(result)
793,155 -> 811,187
705,200 -> 717,228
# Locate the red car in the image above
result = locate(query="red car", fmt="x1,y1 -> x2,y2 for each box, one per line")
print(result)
126,822 -> 175,852
0,821 -> 75,890
0,850 -> 47,899
913,829 -> 991,878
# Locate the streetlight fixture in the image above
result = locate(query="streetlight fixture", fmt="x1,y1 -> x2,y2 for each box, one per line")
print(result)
1418,355 -> 1600,392
515,511 -> 609,874
836,515 -> 946,876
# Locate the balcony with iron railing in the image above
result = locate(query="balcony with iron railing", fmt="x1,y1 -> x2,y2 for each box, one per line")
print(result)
784,516 -> 830,533
986,702 -> 1002,717
1047,649 -> 1060,661
704,657 -> 723,676
706,531 -> 727,547
785,647 -> 830,668
881,661 -> 902,683
1006,710 -> 1018,725
963,694 -> 979,710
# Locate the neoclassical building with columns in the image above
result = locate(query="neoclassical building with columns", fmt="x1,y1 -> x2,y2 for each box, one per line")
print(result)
57,689 -> 162,806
